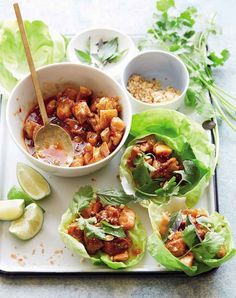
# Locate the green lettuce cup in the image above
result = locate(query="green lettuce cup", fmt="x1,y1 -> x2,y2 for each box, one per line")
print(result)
120,109 -> 215,207
147,198 -> 236,276
58,186 -> 147,269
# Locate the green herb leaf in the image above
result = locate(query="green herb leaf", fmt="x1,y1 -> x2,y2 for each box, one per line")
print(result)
154,176 -> 178,196
101,221 -> 126,238
70,185 -> 94,214
208,49 -> 230,67
107,49 -> 128,63
77,217 -> 106,240
75,49 -> 92,64
183,224 -> 200,248
193,231 -> 225,259
97,37 -> 119,63
174,160 -> 199,185
96,189 -> 135,206
156,0 -> 175,12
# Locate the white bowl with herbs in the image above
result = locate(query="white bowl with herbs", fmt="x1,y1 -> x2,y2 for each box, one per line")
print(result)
121,50 -> 189,113
67,27 -> 138,80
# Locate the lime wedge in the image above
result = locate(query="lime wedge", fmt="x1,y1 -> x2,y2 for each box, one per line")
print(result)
9,203 -> 44,240
8,186 -> 35,205
0,200 -> 25,220
16,163 -> 51,200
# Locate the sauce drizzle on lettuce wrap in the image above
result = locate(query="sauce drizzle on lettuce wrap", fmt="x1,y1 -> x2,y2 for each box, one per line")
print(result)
120,109 -> 215,207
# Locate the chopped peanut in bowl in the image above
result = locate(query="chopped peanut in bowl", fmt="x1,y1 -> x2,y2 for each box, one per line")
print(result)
127,74 -> 181,104
23,86 -> 125,167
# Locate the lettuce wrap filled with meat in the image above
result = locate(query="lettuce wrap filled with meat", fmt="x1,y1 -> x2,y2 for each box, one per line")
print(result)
58,186 -> 146,269
120,109 -> 215,207
147,198 -> 236,276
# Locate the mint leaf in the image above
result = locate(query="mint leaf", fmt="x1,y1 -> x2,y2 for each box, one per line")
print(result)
101,221 -> 126,238
175,160 -> 199,185
96,189 -> 135,206
156,0 -> 175,12
77,217 -> 106,240
97,37 -> 119,63
75,49 -> 92,64
70,186 -> 94,214
183,224 -> 200,248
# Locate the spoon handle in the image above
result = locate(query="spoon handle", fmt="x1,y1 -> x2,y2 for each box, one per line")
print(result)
13,3 -> 49,126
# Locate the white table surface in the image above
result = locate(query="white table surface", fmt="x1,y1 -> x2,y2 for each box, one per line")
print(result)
0,0 -> 236,297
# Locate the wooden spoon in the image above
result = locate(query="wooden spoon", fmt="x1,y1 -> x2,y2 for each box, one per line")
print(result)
13,3 -> 74,167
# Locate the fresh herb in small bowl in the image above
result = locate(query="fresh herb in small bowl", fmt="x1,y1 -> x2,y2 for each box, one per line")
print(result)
75,37 -> 128,68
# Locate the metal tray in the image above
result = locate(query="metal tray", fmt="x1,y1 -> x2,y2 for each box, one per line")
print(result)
0,92 -> 218,275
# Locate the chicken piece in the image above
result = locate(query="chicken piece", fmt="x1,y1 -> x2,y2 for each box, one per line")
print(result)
99,142 -> 110,158
119,207 -> 136,230
67,224 -> 84,242
46,99 -> 57,115
87,114 -> 101,132
151,157 -> 181,179
103,237 -> 132,256
110,117 -> 125,132
217,245 -> 227,258
83,143 -> 93,165
183,209 -> 208,218
153,143 -> 173,157
159,212 -> 170,237
72,101 -> 93,124
83,236 -> 104,255
76,86 -> 92,101
90,147 -> 103,164
61,88 -> 78,101
96,97 -> 121,112
24,120 -> 42,140
165,231 -> 188,257
101,127 -> 111,143
139,141 -> 153,153
56,98 -> 74,120
96,205 -> 121,225
70,155 -> 84,167
64,118 -> 83,135
179,252 -> 194,267
112,251 -> 129,262
127,145 -> 142,167
81,200 -> 103,219
111,131 -> 123,146
86,132 -> 98,146
100,109 -> 118,129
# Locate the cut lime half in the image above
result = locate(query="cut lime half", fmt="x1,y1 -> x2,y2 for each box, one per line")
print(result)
0,199 -> 25,220
16,163 -> 51,200
9,203 -> 44,240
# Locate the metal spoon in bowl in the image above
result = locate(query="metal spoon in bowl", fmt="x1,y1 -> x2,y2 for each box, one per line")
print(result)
14,3 -> 74,167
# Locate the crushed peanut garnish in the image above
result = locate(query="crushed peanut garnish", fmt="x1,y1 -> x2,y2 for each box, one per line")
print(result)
127,74 -> 181,104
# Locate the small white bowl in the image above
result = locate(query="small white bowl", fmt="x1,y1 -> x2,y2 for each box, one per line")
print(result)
67,27 -> 138,80
121,50 -> 189,113
7,63 -> 131,177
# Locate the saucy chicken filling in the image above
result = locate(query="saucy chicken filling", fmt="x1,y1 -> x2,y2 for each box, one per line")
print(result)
67,199 -> 141,262
23,86 -> 125,167
127,135 -> 183,187
159,209 -> 227,267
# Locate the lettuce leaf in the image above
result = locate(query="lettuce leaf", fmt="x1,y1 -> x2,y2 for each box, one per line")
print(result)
147,199 -> 236,276
59,186 -> 147,269
0,20 -> 67,94
120,109 -> 215,207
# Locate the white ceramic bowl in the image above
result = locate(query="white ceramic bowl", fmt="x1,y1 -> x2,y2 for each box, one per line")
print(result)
67,27 -> 138,80
7,63 -> 131,177
121,50 -> 189,113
